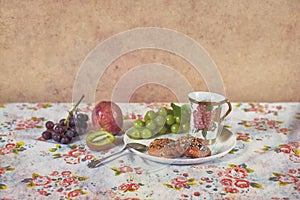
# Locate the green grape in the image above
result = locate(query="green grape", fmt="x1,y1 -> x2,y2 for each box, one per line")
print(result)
166,114 -> 175,125
157,107 -> 168,116
174,115 -> 181,124
144,113 -> 149,121
144,110 -> 156,121
145,120 -> 156,130
181,122 -> 190,133
141,128 -> 152,139
181,115 -> 189,123
154,115 -> 166,126
158,126 -> 167,134
133,119 -> 145,129
171,123 -> 180,133
127,128 -> 141,139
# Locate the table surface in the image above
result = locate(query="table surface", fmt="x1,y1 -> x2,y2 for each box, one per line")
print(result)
0,102 -> 299,200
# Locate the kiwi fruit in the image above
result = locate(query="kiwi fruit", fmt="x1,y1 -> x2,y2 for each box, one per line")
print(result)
86,130 -> 115,151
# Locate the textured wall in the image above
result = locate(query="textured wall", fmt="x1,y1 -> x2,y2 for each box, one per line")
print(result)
0,0 -> 299,103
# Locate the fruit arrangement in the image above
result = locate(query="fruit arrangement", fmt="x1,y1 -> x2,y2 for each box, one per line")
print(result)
84,101 -> 124,151
127,103 -> 190,139
41,95 -> 89,144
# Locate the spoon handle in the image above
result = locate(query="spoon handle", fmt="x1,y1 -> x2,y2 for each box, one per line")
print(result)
87,146 -> 126,168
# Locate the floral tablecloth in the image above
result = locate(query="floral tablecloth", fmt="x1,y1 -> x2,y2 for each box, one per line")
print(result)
0,102 -> 299,200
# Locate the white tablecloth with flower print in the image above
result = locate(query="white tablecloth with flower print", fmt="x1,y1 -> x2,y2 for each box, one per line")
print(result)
0,102 -> 299,200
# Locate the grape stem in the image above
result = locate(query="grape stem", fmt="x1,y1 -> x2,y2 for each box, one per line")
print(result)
64,95 -> 85,128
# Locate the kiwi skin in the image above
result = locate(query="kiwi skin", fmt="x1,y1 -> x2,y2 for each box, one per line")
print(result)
86,130 -> 116,151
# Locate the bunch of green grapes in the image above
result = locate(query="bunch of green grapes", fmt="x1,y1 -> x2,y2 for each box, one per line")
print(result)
127,104 -> 190,139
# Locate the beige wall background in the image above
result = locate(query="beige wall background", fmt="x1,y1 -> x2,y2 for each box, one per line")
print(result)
0,0 -> 299,103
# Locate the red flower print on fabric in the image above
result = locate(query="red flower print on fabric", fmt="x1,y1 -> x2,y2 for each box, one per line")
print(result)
270,142 -> 300,164
14,117 -> 45,130
174,182 -> 188,189
278,145 -> 293,154
224,187 -> 239,193
164,173 -> 197,190
236,132 -> 251,142
67,190 -> 82,198
22,171 -> 88,199
237,103 -> 282,115
240,118 -> 289,133
269,168 -> 300,192
290,154 -> 300,163
218,164 -> 263,194
220,178 -> 232,187
5,143 -> 16,149
0,167 -> 6,175
234,179 -> 250,188
119,166 -> 134,173
0,148 -> 13,155
278,174 -> 298,184
0,140 -> 27,156
225,167 -> 247,179
61,170 -> 72,176
38,190 -> 48,196
48,144 -> 96,165
118,182 -> 141,192
31,175 -> 51,186
111,165 -> 143,176
64,156 -> 81,164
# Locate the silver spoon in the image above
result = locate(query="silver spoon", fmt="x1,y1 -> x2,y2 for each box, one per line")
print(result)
87,142 -> 148,168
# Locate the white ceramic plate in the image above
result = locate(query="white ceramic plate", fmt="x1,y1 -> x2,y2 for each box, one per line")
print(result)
124,127 -> 236,165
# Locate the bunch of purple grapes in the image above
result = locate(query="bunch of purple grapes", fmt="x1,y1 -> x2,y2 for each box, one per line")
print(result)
41,113 -> 89,144
193,104 -> 213,131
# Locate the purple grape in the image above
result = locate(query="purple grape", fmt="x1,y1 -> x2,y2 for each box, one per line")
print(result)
59,118 -> 66,125
45,121 -> 55,130
65,130 -> 75,139
54,125 -> 65,134
79,122 -> 87,129
77,113 -> 89,121
74,118 -> 83,126
77,127 -> 86,135
74,120 -> 87,130
69,127 -> 78,137
52,133 -> 62,142
42,130 -> 52,140
83,114 -> 89,121
60,136 -> 70,144
50,130 -> 56,137
69,116 -> 75,127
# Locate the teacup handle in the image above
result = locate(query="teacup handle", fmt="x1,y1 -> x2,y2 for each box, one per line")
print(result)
220,99 -> 232,121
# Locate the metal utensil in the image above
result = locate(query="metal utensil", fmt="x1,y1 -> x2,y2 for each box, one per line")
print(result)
87,142 -> 148,168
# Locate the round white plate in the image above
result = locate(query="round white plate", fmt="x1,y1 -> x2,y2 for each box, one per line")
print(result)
124,127 -> 236,165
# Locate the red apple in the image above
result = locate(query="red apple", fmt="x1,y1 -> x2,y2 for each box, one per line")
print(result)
92,101 -> 123,135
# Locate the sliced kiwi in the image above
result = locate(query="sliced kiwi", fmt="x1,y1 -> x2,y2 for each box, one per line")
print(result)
86,130 -> 115,151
